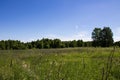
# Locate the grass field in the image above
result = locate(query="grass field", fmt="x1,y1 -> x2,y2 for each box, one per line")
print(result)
0,48 -> 120,80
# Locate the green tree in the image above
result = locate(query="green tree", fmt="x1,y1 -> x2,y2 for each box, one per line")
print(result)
43,38 -> 50,48
77,40 -> 83,47
26,42 -> 33,49
63,41 -> 69,48
92,27 -> 113,47
53,39 -> 61,48
114,41 -> 120,47
0,40 -> 5,50
35,40 -> 42,49
100,27 -> 114,47
92,28 -> 102,47
69,40 -> 77,47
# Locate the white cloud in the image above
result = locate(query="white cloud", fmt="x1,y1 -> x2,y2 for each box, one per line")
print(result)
74,31 -> 92,41
22,30 -> 92,42
113,27 -> 120,42
43,31 -> 92,41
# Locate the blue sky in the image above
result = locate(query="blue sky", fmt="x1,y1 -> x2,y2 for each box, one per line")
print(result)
0,0 -> 120,42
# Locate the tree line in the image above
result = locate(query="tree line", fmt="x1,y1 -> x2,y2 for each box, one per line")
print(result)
0,39 -> 92,50
0,27 -> 120,50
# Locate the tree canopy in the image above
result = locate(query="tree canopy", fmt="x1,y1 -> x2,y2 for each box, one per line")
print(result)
0,39 -> 88,50
92,27 -> 114,47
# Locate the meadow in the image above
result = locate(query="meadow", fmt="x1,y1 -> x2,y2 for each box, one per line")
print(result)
0,47 -> 120,80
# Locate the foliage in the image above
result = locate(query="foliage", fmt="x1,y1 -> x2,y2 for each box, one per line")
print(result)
114,41 -> 120,47
0,40 -> 26,50
92,28 -> 102,47
0,39 -> 88,50
92,27 -> 114,47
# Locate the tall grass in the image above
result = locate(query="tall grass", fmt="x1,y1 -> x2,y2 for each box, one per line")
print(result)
0,48 -> 120,80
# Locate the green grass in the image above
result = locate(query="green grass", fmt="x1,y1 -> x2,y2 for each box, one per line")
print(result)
0,48 -> 120,80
